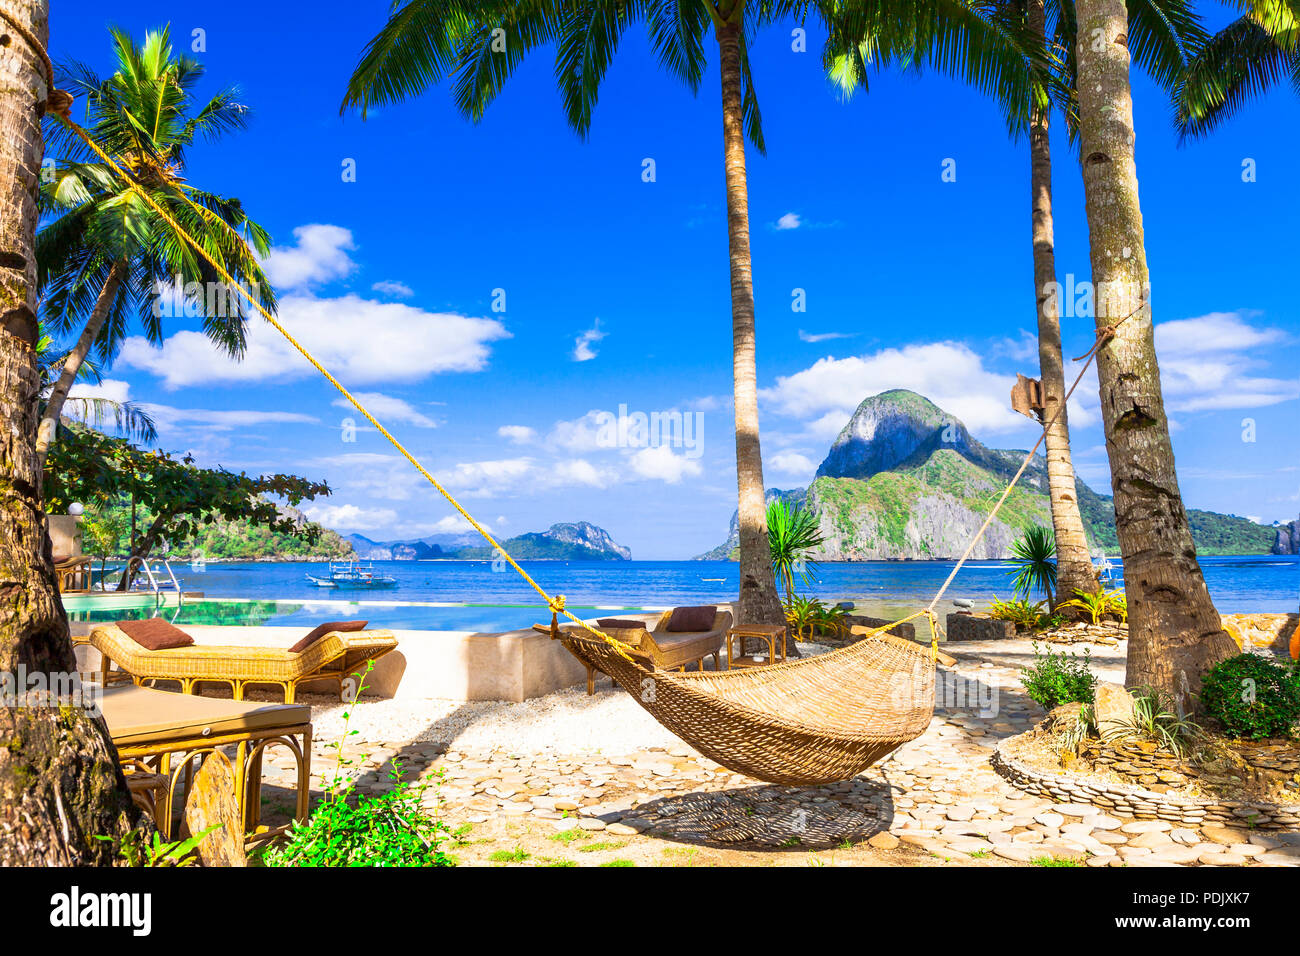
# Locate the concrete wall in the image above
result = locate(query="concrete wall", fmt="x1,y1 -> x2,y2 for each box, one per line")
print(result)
74,623 -> 590,703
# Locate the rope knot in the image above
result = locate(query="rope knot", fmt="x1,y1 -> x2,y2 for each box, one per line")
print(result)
548,595 -> 566,613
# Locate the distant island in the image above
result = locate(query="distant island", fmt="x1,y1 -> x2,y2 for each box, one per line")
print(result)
345,521 -> 632,561
697,389 -> 1286,561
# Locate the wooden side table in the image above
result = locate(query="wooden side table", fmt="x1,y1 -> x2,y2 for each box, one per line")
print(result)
726,625 -> 788,669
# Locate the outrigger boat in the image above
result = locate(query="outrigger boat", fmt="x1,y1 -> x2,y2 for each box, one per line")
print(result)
305,561 -> 398,590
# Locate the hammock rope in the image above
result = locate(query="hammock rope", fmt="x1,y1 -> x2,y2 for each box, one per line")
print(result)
49,106 -> 1135,671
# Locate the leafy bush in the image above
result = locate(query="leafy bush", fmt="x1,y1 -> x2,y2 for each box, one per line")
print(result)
1110,688 -> 1205,758
989,597 -> 1055,631
1199,654 -> 1300,740
1020,643 -> 1097,710
264,661 -> 454,867
1058,587 -> 1124,626
783,595 -> 848,639
1008,526 -> 1056,601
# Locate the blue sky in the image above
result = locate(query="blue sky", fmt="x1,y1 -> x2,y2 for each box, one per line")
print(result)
54,2 -> 1300,559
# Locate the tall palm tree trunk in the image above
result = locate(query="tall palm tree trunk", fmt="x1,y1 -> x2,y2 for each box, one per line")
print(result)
717,21 -> 784,632
35,259 -> 126,468
0,0 -> 140,863
1028,0 -> 1099,610
1074,0 -> 1235,712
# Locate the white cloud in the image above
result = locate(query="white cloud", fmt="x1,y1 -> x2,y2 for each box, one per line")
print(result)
371,279 -> 414,298
119,294 -> 509,388
763,342 -> 1029,438
798,330 -> 854,343
769,451 -> 817,476
1154,312 -> 1297,412
303,503 -> 398,531
573,319 -> 606,362
497,425 -> 537,444
628,445 -> 702,484
144,404 -> 319,432
67,379 -> 132,405
332,392 -> 436,428
262,224 -> 357,289
774,212 -> 802,231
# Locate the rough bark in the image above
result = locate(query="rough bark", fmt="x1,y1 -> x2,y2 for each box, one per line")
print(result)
1028,0 -> 1100,610
1073,0 -> 1235,712
717,22 -> 785,632
0,0 -> 140,864
35,260 -> 127,468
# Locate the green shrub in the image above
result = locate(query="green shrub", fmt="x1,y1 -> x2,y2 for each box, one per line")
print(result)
264,659 -> 454,867
263,763 -> 454,867
1198,653 -> 1300,740
1020,643 -> 1097,710
989,596 -> 1054,631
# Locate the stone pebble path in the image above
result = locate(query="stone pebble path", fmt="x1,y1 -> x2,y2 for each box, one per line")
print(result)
251,641 -> 1300,867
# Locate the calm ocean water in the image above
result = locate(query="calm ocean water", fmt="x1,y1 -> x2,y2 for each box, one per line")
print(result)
66,556 -> 1299,633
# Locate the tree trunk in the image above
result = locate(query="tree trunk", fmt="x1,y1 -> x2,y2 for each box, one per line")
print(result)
1028,0 -> 1100,611
0,0 -> 141,864
1073,0 -> 1235,712
716,22 -> 785,635
35,260 -> 127,469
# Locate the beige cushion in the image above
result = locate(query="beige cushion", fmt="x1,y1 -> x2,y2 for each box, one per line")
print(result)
101,683 -> 310,746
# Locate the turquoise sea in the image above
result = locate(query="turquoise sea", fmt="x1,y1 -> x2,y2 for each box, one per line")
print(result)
65,556 -> 1299,633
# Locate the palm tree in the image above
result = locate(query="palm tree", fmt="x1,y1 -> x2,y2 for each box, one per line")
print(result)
1072,0 -> 1237,712
1175,0 -> 1300,137
35,25 -> 275,470
342,1 -> 1047,626
342,0 -> 805,624
0,0 -> 139,864
990,0 -> 1205,610
35,326 -> 157,449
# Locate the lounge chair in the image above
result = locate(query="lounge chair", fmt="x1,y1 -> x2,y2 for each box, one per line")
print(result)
540,607 -> 732,695
54,552 -> 94,593
89,623 -> 399,703
101,683 -> 312,842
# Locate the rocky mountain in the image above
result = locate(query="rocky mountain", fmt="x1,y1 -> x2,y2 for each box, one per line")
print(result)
346,521 -> 630,561
1273,519 -> 1300,555
697,389 -> 1277,560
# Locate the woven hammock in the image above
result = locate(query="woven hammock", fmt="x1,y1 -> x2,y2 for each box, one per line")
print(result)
557,628 -> 938,786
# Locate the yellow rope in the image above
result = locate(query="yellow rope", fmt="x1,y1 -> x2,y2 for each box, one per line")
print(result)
53,111 -> 1136,674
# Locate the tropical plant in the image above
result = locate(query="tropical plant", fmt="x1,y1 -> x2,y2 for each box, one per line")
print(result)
1175,0 -> 1300,139
1199,653 -> 1300,739
1072,0 -> 1236,712
1106,590 -> 1128,625
767,500 -> 823,604
46,426 -> 333,589
1008,525 -> 1057,602
1109,688 -> 1207,758
95,825 -> 218,867
265,662 -> 454,866
34,326 -> 155,446
989,595 -> 1055,630
784,594 -> 823,640
1057,586 -> 1123,626
1020,642 -> 1097,709
36,25 -> 275,468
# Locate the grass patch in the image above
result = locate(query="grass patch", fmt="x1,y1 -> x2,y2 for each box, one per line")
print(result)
1030,855 -> 1083,867
548,828 -> 587,844
600,859 -> 635,867
488,847 -> 530,864
577,840 -> 628,853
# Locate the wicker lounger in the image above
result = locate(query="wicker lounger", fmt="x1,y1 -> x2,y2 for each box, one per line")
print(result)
89,624 -> 399,703
541,609 -> 732,695
102,683 -> 312,842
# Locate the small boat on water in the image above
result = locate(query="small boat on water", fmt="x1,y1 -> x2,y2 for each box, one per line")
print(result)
305,561 -> 398,590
